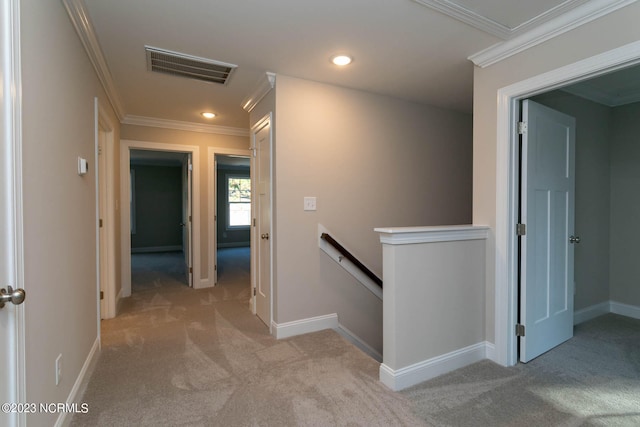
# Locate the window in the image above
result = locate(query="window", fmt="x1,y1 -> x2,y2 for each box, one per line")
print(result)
227,175 -> 251,228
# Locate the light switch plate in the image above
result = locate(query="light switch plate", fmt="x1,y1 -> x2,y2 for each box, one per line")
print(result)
304,197 -> 317,211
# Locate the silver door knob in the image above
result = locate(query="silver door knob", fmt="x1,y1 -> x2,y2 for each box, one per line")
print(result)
261,233 -> 269,240
0,285 -> 26,308
569,235 -> 581,244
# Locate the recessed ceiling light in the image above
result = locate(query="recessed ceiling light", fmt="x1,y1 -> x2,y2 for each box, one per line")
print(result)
331,55 -> 353,66
201,112 -> 216,119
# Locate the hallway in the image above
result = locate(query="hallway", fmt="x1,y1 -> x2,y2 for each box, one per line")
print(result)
71,249 -> 420,426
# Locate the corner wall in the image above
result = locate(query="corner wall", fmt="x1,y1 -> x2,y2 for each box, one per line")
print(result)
610,102 -> 640,307
274,75 -> 473,352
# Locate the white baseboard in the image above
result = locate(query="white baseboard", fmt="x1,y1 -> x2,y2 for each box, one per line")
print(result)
379,341 -> 488,391
485,341 -> 496,362
55,338 -> 100,427
272,313 -> 338,339
336,323 -> 382,362
131,245 -> 182,254
574,301 -> 610,325
610,301 -> 640,320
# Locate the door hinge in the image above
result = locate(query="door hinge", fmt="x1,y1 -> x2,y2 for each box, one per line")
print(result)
100,291 -> 104,300
516,223 -> 526,236
189,215 -> 192,222
253,218 -> 256,227
515,324 -> 525,337
99,218 -> 103,228
188,163 -> 193,171
253,288 -> 256,296
518,121 -> 527,135
214,215 -> 217,221
189,267 -> 193,273
214,265 -> 217,271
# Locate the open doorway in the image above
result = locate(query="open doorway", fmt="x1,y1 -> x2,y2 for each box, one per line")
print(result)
129,149 -> 192,293
213,154 -> 251,301
496,43 -> 640,366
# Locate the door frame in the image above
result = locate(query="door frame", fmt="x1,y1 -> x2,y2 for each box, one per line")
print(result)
251,113 -> 273,328
207,147 -> 252,288
494,40 -> 640,366
95,99 -> 117,320
1,0 -> 26,424
120,140 -> 201,296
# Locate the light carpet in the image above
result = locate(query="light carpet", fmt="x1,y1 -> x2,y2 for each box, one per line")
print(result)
74,250 -> 640,426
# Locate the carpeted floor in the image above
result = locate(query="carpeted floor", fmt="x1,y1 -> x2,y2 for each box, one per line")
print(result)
73,251 -> 640,426
403,313 -> 640,426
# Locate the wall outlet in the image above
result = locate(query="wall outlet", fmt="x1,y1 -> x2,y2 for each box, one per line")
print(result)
55,354 -> 62,386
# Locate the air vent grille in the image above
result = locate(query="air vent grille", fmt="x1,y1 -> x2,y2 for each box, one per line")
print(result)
145,46 -> 237,85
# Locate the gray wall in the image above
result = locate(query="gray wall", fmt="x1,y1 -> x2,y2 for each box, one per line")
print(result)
610,102 -> 640,307
216,166 -> 251,247
263,74 -> 473,352
531,91 -> 612,311
131,165 -> 183,250
20,1 -> 121,424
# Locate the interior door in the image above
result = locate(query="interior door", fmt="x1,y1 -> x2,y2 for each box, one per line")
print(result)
1,4 -> 25,422
255,119 -> 272,327
182,154 -> 193,287
520,99 -> 576,363
98,134 -> 107,317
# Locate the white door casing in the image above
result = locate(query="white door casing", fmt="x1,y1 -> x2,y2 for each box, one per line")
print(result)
494,41 -> 640,367
120,140 -> 201,295
98,125 -> 108,317
1,0 -> 26,424
182,154 -> 193,287
253,115 -> 272,328
520,100 -> 576,362
213,157 -> 218,285
95,101 -> 116,319
207,147 -> 252,289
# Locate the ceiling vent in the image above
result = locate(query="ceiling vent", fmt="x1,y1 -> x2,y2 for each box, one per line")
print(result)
145,46 -> 237,85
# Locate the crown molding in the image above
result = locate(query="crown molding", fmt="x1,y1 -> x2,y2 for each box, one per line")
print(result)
122,115 -> 249,137
241,72 -> 276,112
414,0 -> 608,40
468,0 -> 637,68
62,0 -> 125,120
412,0 -> 511,39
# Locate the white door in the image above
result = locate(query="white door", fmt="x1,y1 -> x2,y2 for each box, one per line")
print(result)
182,154 -> 193,287
520,99 -> 576,363
1,1 -> 25,423
255,120 -> 272,327
98,134 -> 107,317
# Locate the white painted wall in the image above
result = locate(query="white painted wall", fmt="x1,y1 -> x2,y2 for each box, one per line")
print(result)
473,1 -> 640,343
272,75 -> 473,352
376,226 -> 488,390
19,1 -> 119,424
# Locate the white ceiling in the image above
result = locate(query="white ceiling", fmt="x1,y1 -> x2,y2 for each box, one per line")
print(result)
78,0 -> 636,131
